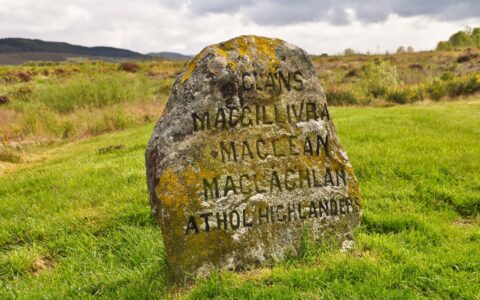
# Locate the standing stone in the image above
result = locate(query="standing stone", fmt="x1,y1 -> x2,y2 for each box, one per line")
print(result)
146,35 -> 361,282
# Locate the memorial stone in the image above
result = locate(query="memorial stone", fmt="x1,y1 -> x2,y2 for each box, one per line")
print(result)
146,35 -> 361,282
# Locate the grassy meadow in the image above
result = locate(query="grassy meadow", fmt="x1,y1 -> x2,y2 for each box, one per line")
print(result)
1,47 -> 480,153
0,59 -> 182,147
0,99 -> 479,299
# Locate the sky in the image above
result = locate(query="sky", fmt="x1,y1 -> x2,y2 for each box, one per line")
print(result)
0,0 -> 479,55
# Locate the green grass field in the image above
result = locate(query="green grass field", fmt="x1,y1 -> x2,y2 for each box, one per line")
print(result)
1,100 -> 479,299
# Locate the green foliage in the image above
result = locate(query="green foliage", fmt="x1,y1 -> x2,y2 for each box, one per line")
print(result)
1,101 -> 479,298
448,31 -> 474,48
445,74 -> 480,97
343,48 -> 355,56
87,108 -> 136,135
440,72 -> 454,81
362,62 -> 399,98
426,80 -> 447,100
436,41 -> 452,51
472,28 -> 480,46
325,88 -> 362,106
23,73 -> 156,113
437,27 -> 480,50
0,60 -> 180,141
321,52 -> 480,105
386,87 -> 409,104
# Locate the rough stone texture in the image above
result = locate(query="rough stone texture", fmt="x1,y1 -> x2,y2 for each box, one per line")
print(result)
146,35 -> 361,282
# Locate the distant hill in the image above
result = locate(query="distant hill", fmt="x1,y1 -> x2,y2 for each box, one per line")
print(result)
0,38 -> 143,57
0,38 -> 146,64
147,51 -> 192,60
0,38 -> 193,65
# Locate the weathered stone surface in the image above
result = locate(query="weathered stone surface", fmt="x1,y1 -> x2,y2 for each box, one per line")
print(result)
146,35 -> 361,282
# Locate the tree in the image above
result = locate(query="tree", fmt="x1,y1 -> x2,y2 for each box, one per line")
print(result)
343,48 -> 355,56
471,27 -> 480,47
396,46 -> 406,53
448,31 -> 473,48
407,46 -> 414,53
436,41 -> 452,51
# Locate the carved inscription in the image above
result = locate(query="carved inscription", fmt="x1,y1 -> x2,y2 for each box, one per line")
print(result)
184,82 -> 352,234
186,198 -> 356,234
202,167 -> 346,201
241,70 -> 304,93
192,101 -> 330,131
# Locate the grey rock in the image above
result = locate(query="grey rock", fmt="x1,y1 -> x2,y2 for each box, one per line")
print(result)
146,35 -> 361,283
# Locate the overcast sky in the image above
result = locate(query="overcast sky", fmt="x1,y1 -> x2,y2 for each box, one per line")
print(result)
0,0 -> 479,55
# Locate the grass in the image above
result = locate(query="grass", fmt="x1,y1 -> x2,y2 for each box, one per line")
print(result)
316,51 -> 480,106
1,49 -> 480,145
0,59 -> 181,143
0,100 -> 479,299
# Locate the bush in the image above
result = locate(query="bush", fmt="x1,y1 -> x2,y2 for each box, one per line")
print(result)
386,87 -> 409,104
119,62 -> 140,73
446,75 -> 480,97
62,121 -> 75,139
440,72 -> 454,81
326,88 -> 360,105
0,149 -> 21,163
436,41 -> 452,51
384,85 -> 425,104
449,31 -> 473,48
407,85 -> 426,102
87,109 -> 135,136
426,80 -> 447,100
362,61 -> 399,98
343,48 -> 355,56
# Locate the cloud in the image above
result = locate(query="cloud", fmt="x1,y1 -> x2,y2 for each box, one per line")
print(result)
0,0 -> 478,55
186,0 -> 480,26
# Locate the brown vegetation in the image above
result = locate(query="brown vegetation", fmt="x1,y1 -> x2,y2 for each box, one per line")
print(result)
119,62 -> 140,73
0,95 -> 8,104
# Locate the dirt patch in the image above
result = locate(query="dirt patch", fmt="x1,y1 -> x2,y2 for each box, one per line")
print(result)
344,69 -> 359,79
453,219 -> 476,226
236,268 -> 272,283
457,52 -> 479,63
0,95 -> 8,105
31,256 -> 55,276
409,63 -> 424,70
97,144 -> 125,154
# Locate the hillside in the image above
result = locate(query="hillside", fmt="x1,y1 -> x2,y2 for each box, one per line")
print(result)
0,38 -> 143,57
147,51 -> 192,60
0,38 -> 194,65
0,38 -> 146,64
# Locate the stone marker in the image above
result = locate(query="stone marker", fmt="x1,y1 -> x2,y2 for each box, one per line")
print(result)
146,35 -> 361,282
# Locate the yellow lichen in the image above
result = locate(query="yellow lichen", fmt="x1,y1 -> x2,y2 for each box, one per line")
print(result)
213,35 -> 283,71
181,35 -> 284,83
181,54 -> 200,83
156,168 -> 188,208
